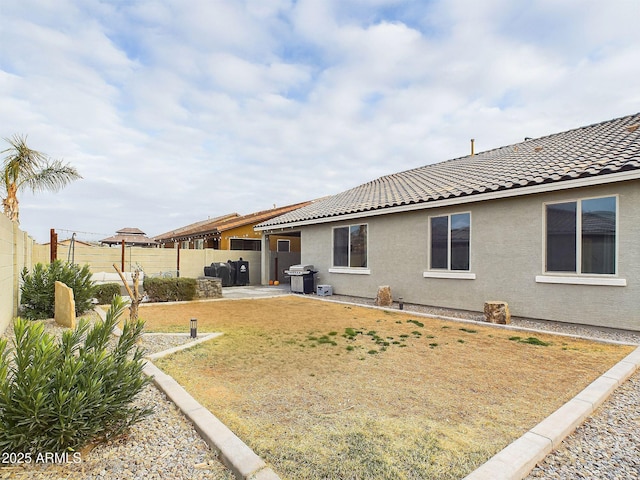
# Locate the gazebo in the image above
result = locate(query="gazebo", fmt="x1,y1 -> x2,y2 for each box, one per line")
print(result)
100,228 -> 158,247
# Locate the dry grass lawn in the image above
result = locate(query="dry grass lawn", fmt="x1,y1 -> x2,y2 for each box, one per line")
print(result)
140,296 -> 633,479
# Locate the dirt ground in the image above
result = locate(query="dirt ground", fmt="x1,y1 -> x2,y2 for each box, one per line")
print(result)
143,296 -> 633,480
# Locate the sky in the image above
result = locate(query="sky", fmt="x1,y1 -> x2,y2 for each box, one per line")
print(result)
1,0 -> 639,243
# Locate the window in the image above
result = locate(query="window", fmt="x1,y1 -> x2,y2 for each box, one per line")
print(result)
429,213 -> 470,271
333,224 -> 367,268
180,240 -> 190,249
194,239 -> 204,250
277,239 -> 290,252
546,196 -> 616,274
230,238 -> 261,251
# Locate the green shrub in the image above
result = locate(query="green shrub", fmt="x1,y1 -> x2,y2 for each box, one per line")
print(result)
143,277 -> 196,302
0,296 -> 152,455
94,283 -> 121,305
20,260 -> 96,320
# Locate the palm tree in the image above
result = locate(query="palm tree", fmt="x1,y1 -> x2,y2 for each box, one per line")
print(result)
1,134 -> 82,223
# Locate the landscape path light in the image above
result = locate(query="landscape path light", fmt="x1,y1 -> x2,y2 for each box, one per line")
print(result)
190,318 -> 197,338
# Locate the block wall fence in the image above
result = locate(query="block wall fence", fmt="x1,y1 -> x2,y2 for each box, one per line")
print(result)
0,221 -> 260,334
0,215 -> 34,334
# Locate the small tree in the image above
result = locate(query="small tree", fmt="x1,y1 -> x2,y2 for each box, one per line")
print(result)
1,134 -> 81,223
113,264 -> 143,321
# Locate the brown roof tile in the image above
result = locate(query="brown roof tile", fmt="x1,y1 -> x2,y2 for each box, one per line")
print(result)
153,213 -> 240,241
155,201 -> 314,241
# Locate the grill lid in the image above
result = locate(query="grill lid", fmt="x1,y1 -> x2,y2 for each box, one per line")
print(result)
285,264 -> 315,275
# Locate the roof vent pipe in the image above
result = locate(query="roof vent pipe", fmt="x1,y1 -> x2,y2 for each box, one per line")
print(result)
470,138 -> 475,156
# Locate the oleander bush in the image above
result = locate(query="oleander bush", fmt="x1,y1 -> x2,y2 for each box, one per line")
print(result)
143,277 -> 196,302
94,283 -> 122,305
20,260 -> 96,320
0,296 -> 152,455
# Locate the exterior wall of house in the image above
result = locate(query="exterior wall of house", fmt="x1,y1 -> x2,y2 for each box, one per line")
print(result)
301,180 -> 640,330
268,235 -> 301,252
220,224 -> 263,250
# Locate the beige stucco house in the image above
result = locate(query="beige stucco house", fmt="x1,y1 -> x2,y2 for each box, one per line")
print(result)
257,113 -> 640,330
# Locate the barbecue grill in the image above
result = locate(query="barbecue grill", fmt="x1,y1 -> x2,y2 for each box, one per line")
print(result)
284,264 -> 317,294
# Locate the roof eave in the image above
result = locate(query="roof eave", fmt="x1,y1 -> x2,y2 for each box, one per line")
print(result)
255,169 -> 640,231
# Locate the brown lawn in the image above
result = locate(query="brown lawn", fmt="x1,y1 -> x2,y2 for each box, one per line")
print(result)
141,296 -> 633,480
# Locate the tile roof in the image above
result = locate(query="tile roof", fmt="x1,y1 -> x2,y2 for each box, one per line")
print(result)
101,227 -> 158,246
155,201 -> 313,241
154,213 -> 240,241
258,113 -> 640,228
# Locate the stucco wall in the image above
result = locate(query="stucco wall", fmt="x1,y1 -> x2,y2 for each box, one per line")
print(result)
32,244 -> 261,284
301,180 -> 640,330
220,224 -> 262,250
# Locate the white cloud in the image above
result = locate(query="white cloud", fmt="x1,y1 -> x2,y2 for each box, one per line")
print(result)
0,0 -> 638,242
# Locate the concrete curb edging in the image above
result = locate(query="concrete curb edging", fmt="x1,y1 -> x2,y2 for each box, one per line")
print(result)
145,332 -> 223,360
143,362 -> 281,480
94,306 -> 280,479
463,346 -> 640,480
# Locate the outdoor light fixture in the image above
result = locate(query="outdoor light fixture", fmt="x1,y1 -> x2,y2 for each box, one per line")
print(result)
190,318 -> 197,338
399,297 -> 404,310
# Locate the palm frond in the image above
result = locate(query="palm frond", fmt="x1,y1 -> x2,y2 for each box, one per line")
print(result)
23,160 -> 82,193
1,134 -> 48,185
2,134 -> 82,193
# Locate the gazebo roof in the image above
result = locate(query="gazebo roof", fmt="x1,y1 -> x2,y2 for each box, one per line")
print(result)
100,227 -> 158,246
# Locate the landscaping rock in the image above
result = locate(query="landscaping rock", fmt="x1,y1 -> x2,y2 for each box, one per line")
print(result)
374,285 -> 393,307
483,301 -> 510,324
196,277 -> 223,299
54,281 -> 76,328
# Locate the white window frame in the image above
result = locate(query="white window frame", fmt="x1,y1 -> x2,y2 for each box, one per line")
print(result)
424,212 -> 475,280
277,239 -> 290,252
329,223 -> 370,275
537,195 -> 625,287
194,239 -> 204,250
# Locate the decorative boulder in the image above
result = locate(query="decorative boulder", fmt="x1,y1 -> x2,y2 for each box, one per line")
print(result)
484,301 -> 511,324
54,281 -> 76,329
374,285 -> 393,307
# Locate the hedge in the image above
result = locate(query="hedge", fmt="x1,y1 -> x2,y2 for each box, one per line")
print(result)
142,277 -> 197,302
94,283 -> 122,305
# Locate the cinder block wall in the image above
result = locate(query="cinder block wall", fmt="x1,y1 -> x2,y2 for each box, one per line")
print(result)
33,244 -> 261,284
0,216 -> 35,334
0,237 -> 260,334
